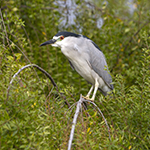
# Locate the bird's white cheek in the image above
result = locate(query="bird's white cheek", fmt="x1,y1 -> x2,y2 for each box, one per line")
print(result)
51,44 -> 58,47
52,41 -> 62,47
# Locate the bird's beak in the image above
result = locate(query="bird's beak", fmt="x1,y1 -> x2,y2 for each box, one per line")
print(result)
40,39 -> 56,46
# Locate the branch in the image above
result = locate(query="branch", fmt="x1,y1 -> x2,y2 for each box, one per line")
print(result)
67,96 -> 111,150
111,21 -> 150,72
7,64 -> 58,100
124,21 -> 150,53
68,95 -> 83,150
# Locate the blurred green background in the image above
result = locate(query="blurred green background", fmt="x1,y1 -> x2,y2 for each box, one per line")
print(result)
0,0 -> 149,149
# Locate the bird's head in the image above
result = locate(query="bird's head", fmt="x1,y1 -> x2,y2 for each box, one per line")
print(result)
40,31 -> 80,48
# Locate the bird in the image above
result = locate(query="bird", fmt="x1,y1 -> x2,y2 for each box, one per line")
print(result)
40,31 -> 113,101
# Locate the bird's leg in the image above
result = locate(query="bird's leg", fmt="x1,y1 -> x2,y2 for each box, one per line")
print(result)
84,85 -> 94,99
90,79 -> 99,101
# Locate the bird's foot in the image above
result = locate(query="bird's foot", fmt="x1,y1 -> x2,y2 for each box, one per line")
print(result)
82,95 -> 89,100
89,98 -> 94,102
82,96 -> 94,102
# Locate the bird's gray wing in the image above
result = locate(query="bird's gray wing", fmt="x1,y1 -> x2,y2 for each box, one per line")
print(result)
87,40 -> 113,90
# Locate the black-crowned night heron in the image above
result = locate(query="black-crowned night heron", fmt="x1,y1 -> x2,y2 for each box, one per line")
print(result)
40,31 -> 113,101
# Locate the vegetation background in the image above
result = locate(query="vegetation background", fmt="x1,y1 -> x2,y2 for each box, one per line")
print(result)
0,0 -> 149,149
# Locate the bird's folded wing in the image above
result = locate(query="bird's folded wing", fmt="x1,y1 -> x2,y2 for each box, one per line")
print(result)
87,40 -> 114,90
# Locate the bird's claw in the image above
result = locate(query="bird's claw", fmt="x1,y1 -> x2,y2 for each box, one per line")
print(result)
82,96 -> 94,102
82,95 -> 89,100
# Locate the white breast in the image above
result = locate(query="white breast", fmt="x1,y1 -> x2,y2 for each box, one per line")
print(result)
61,44 -> 94,84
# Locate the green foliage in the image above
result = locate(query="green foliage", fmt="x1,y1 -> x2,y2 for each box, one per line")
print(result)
0,0 -> 150,149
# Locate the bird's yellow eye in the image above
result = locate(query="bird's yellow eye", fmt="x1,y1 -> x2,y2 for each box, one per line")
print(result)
60,36 -> 64,40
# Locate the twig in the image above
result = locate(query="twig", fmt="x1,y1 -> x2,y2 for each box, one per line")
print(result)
7,64 -> 58,100
111,21 -> 150,72
67,102 -> 78,113
66,102 -> 78,127
124,21 -> 150,53
83,99 -> 111,140
0,9 -> 11,49
0,33 -> 42,84
0,33 -> 32,65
